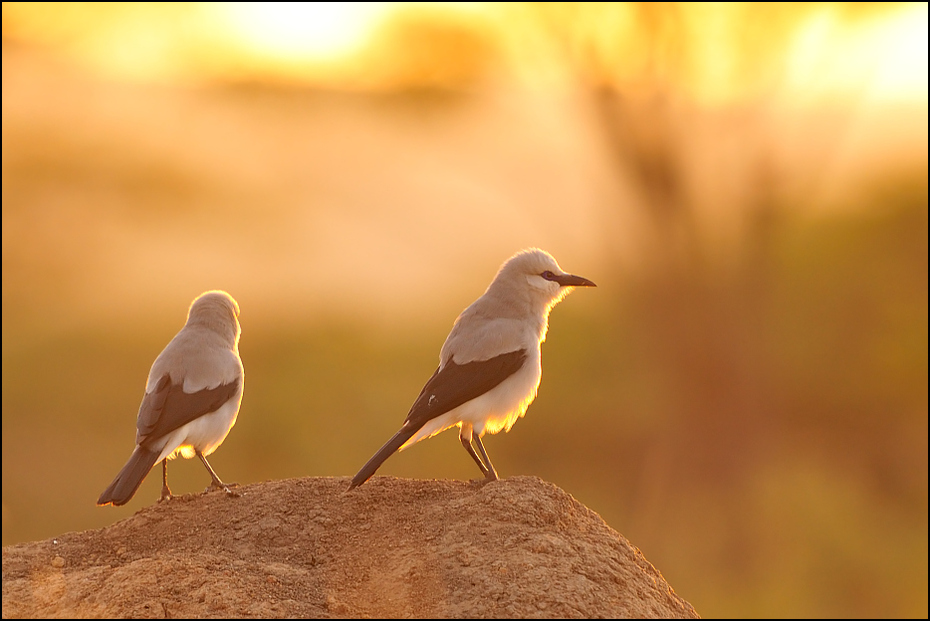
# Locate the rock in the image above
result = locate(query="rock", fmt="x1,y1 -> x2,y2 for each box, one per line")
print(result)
2,476 -> 698,618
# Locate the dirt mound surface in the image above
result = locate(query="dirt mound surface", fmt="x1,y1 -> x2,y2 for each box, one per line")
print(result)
2,476 -> 698,618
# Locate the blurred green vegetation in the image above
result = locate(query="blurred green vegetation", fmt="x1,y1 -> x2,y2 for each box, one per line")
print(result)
549,183 -> 928,618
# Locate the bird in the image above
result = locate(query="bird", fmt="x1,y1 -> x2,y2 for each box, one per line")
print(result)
97,290 -> 244,506
347,248 -> 595,491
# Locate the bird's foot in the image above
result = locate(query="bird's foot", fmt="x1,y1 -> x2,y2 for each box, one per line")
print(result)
205,481 -> 241,498
468,474 -> 499,487
159,485 -> 174,503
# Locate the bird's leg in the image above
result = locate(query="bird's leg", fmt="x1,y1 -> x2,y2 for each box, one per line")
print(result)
459,424 -> 492,480
196,450 -> 241,497
158,459 -> 174,502
472,435 -> 499,484
460,434 -> 491,478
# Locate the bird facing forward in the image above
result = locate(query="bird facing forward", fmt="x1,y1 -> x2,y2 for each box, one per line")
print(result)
97,290 -> 244,506
348,248 -> 595,491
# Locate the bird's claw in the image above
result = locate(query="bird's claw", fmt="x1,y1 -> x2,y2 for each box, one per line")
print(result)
159,485 -> 174,503
205,481 -> 241,497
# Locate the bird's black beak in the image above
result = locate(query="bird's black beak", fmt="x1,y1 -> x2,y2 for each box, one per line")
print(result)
554,273 -> 597,287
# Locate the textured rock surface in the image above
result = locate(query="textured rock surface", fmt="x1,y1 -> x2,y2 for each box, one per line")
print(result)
2,476 -> 698,618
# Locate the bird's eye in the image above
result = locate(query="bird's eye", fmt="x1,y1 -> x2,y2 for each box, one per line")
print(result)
541,270 -> 555,280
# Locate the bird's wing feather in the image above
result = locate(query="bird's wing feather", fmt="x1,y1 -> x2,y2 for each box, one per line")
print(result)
404,348 -> 527,428
441,315 -> 530,365
136,374 -> 240,446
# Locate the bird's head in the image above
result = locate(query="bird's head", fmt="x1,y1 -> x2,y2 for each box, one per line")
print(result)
186,290 -> 241,343
492,248 -> 596,311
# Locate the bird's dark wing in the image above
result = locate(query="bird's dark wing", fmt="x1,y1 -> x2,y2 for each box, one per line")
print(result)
136,374 -> 240,446
404,349 -> 528,428
347,348 -> 528,491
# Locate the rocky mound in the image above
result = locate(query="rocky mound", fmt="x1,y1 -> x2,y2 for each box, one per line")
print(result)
2,476 -> 698,618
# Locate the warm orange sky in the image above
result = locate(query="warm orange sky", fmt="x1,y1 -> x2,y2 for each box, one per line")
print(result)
2,2 -> 927,330
2,2 -> 927,104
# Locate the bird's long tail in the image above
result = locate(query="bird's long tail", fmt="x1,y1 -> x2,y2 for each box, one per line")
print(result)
347,423 -> 419,491
97,446 -> 161,506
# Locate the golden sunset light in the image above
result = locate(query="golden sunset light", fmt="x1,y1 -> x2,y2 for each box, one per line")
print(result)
2,2 -> 926,102
217,2 -> 391,67
784,2 -> 928,104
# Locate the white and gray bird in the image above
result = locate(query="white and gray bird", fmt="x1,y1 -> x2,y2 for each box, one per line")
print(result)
348,248 -> 595,491
97,290 -> 244,506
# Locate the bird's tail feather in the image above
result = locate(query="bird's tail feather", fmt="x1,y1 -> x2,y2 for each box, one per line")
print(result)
97,446 -> 161,506
347,424 -> 419,491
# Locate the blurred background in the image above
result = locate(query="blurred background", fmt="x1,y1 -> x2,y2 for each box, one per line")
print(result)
2,2 -> 926,617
